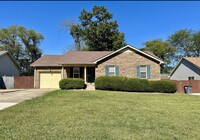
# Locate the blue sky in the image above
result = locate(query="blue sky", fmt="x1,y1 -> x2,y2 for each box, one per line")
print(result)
1,1 -> 200,55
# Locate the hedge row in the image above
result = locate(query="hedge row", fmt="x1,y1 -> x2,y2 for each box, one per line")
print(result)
95,76 -> 177,93
59,78 -> 85,90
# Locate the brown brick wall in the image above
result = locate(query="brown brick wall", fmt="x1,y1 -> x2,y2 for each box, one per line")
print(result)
95,49 -> 161,80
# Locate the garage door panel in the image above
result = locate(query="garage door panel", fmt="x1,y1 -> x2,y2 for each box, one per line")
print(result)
40,73 -> 61,88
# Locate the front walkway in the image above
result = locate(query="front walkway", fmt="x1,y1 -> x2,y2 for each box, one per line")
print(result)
0,89 -> 56,110
85,84 -> 95,90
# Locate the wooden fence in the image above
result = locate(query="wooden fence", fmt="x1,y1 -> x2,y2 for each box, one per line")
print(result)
172,80 -> 200,93
14,76 -> 34,89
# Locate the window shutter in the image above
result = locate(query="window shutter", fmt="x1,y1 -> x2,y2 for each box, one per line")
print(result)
147,65 -> 151,79
115,66 -> 119,76
105,66 -> 109,76
136,66 -> 140,78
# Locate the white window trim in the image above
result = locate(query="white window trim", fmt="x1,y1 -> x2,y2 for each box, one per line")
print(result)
73,67 -> 80,78
140,65 -> 147,79
108,66 -> 116,76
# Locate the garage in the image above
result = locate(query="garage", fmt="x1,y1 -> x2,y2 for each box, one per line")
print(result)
39,72 -> 61,88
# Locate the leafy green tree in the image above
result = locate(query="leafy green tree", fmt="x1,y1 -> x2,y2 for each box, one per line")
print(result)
168,29 -> 200,65
63,6 -> 126,51
0,25 -> 43,75
0,25 -> 23,61
18,26 -> 43,63
168,29 -> 195,61
18,26 -> 43,75
192,31 -> 200,57
141,39 -> 176,73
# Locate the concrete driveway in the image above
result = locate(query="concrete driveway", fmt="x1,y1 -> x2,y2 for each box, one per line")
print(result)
0,89 -> 56,110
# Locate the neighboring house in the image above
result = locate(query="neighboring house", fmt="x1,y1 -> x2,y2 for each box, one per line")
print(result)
31,45 -> 165,88
0,51 -> 20,76
170,57 -> 200,80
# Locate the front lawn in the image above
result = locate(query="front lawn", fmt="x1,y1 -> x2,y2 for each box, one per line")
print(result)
0,90 -> 200,139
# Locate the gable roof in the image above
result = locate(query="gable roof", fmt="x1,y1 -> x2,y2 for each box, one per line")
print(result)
0,51 -> 20,69
143,51 -> 164,62
60,51 -> 112,64
31,51 -> 112,66
30,55 -> 63,66
184,57 -> 200,68
93,45 -> 165,64
170,57 -> 200,76
31,45 -> 164,67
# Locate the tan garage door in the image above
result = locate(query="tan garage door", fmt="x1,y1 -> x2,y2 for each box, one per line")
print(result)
40,72 -> 61,88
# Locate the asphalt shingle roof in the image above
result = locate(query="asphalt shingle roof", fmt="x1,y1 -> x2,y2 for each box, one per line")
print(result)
184,57 -> 200,68
31,51 -> 112,66
31,48 -> 163,67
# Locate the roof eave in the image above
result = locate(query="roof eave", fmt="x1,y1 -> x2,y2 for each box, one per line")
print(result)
93,45 -> 165,64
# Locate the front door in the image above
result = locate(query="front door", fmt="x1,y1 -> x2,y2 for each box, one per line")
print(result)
87,68 -> 95,83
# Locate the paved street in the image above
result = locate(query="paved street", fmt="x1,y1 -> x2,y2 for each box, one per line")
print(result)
0,89 -> 56,110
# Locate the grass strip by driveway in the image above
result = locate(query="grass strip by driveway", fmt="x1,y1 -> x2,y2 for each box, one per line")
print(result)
0,90 -> 200,140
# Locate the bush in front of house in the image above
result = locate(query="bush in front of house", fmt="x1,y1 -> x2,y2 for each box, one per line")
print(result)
59,78 -> 85,90
95,76 -> 128,91
95,76 -> 177,93
149,80 -> 177,93
95,76 -> 149,92
124,78 -> 150,92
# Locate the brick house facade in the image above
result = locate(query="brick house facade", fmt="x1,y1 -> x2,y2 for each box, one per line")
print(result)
95,48 -> 161,79
31,45 -> 164,88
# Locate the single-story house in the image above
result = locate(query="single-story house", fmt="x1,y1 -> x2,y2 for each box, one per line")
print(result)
31,45 -> 165,88
0,51 -> 20,76
170,57 -> 200,80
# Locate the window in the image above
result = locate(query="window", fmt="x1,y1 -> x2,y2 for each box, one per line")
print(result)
140,66 -> 147,79
137,65 -> 150,79
73,67 -> 80,78
108,66 -> 115,76
105,65 -> 119,76
188,76 -> 194,80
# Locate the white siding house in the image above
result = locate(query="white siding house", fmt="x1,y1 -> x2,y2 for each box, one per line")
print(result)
0,51 -> 20,76
170,57 -> 200,80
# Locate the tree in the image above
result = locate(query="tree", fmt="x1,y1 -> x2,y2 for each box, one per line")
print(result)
168,29 -> 200,65
0,25 -> 23,61
18,26 -> 43,74
63,6 -> 126,51
192,31 -> 200,57
18,26 -> 43,62
0,25 -> 43,75
141,39 -> 176,73
168,29 -> 195,62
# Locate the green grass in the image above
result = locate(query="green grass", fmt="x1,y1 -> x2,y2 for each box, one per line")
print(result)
1,90 -> 200,140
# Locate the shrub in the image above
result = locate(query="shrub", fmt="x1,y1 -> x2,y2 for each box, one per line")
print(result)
59,78 -> 85,90
124,78 -> 150,92
95,76 -> 176,93
149,80 -> 177,93
95,76 -> 128,91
